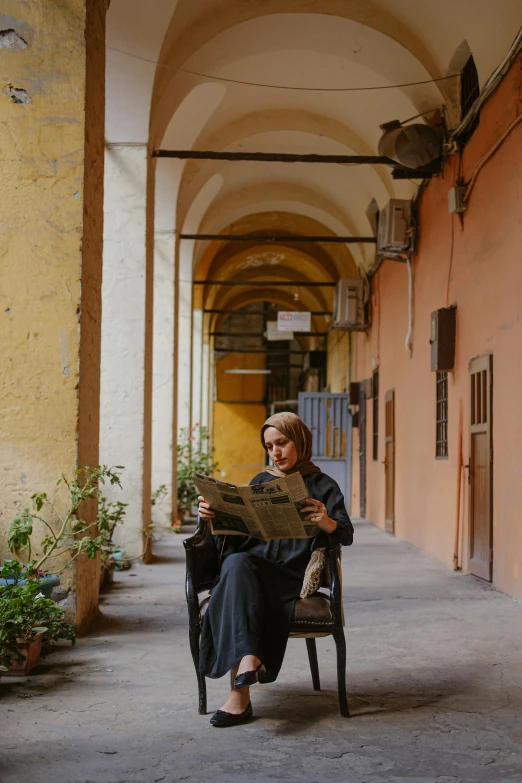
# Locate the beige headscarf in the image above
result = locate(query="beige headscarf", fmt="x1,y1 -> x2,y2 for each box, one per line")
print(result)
261,412 -> 322,477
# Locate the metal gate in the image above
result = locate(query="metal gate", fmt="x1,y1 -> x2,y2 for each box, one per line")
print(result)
298,392 -> 352,512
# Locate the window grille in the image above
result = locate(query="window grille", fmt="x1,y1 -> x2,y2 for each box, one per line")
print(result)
459,55 -> 480,145
372,369 -> 379,461
436,371 -> 448,458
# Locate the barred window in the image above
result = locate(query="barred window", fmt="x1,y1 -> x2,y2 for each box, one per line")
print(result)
436,371 -> 448,458
372,369 -> 379,461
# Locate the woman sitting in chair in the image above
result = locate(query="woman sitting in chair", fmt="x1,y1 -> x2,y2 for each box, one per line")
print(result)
197,411 -> 354,727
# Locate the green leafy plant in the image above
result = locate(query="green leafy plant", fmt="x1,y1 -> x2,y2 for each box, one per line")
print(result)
177,424 -> 218,514
0,560 -> 75,671
7,465 -> 124,574
151,484 -> 168,508
98,497 -> 128,557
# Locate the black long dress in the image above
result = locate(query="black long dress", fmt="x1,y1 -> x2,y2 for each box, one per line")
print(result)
199,471 -> 354,683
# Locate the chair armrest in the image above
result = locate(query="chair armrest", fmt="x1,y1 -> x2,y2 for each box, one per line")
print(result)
183,518 -> 220,596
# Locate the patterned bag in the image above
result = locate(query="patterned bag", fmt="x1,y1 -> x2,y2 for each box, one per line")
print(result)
300,547 -> 326,598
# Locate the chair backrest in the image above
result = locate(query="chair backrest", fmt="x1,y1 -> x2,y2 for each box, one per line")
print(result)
321,545 -> 341,589
183,518 -> 220,593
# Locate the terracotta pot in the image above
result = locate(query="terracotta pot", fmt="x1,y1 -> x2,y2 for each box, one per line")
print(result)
5,634 -> 43,676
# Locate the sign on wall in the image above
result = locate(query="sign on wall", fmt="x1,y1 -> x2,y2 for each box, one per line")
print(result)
265,321 -> 294,341
277,311 -> 311,332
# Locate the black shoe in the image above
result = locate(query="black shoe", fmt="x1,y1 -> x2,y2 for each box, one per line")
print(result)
234,664 -> 264,690
209,701 -> 253,727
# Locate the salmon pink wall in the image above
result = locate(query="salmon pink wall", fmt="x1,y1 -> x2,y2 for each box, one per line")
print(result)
353,53 -> 522,599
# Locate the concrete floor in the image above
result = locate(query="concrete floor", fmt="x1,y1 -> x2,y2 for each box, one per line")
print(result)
2,520 -> 522,783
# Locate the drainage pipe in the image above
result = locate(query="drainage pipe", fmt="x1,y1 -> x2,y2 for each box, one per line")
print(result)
405,256 -> 413,356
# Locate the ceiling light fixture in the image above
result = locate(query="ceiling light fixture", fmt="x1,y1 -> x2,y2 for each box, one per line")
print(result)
223,369 -> 272,375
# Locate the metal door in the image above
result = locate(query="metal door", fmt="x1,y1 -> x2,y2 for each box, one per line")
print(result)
384,389 -> 395,533
359,389 -> 367,518
468,354 -> 493,581
298,392 -> 352,512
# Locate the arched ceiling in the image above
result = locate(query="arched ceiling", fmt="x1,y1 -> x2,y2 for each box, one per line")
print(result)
107,0 -> 522,296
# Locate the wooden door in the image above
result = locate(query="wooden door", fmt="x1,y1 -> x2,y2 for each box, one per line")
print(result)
384,390 -> 395,533
468,354 -> 493,581
359,388 -> 367,518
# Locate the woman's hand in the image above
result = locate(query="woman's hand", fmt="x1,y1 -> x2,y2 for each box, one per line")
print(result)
301,497 -> 338,535
198,495 -> 215,520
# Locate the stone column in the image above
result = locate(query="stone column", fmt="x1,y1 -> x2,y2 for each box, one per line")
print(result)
201,341 -> 210,429
192,309 -> 204,430
171,233 -> 181,522
99,144 -> 149,558
178,280 -> 193,437
151,160 -> 177,528
0,0 -> 107,631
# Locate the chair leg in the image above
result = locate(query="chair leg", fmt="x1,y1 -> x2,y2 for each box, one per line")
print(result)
306,638 -> 321,691
188,619 -> 207,715
332,627 -> 350,717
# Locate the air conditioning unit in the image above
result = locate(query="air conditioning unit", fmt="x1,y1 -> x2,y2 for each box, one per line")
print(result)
332,278 -> 366,330
377,199 -> 413,253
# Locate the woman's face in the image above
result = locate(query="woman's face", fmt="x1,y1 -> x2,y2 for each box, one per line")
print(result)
263,426 -> 298,471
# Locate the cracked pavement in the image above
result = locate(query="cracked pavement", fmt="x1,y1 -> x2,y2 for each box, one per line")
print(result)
1,520 -> 522,783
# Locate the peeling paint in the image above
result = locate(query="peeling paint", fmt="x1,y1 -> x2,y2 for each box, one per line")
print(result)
3,84 -> 31,104
0,28 -> 27,49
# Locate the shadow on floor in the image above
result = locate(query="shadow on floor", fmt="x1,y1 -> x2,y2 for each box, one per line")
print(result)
249,672 -> 477,734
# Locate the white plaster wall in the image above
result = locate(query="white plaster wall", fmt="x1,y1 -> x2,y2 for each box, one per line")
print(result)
151,158 -> 178,527
105,0 -> 179,143
177,278 -> 193,437
176,175 -> 224,438
152,232 -> 175,526
192,309 -> 203,432
201,342 -> 210,429
100,145 -> 148,557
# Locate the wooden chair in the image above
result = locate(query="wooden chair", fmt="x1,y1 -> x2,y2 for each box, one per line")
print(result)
183,518 -> 350,718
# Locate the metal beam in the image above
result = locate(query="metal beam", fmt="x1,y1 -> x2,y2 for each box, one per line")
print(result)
153,149 -> 394,165
181,233 -> 375,244
216,400 -> 268,405
211,331 -> 328,337
213,349 -> 307,355
204,309 -> 332,315
195,280 -> 336,286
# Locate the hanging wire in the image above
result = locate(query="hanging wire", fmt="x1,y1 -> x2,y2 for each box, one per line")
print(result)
106,44 -> 459,93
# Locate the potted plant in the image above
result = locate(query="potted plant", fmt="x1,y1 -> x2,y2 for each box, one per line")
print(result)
97,497 -> 129,587
7,465 -> 124,576
2,465 -> 124,671
176,424 -> 219,524
0,560 -> 75,675
0,569 -> 60,598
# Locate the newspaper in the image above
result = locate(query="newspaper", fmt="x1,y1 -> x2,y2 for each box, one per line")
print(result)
192,472 -> 320,541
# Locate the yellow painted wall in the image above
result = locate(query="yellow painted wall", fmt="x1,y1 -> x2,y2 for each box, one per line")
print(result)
327,330 -> 351,392
213,353 -> 267,485
0,0 -> 106,631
